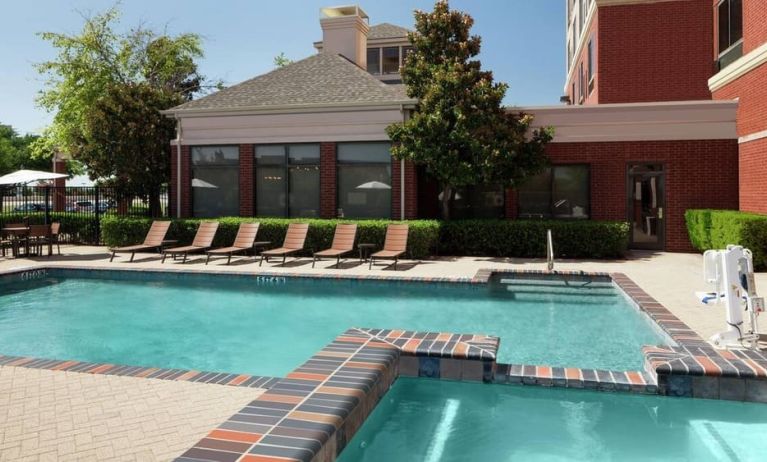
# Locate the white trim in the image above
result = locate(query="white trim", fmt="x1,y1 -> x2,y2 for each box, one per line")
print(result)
564,1 -> 597,93
709,42 -> 767,91
739,129 -> 767,144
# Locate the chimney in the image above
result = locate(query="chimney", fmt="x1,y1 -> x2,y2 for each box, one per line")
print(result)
319,5 -> 369,69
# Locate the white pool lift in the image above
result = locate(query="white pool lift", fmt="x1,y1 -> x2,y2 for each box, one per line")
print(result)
696,245 -> 764,349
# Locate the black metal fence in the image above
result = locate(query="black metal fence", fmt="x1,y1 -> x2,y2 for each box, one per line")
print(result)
0,186 -> 169,244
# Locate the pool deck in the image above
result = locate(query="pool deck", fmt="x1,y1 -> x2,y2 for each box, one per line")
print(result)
2,246 -> 766,461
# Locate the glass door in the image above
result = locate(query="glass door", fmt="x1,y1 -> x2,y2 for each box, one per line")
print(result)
627,164 -> 665,250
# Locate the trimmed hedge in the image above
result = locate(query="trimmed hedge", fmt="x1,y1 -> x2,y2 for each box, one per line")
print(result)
102,216 -> 629,259
439,219 -> 629,258
685,209 -> 767,269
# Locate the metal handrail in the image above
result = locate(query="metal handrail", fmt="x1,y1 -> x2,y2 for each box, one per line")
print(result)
546,229 -> 554,271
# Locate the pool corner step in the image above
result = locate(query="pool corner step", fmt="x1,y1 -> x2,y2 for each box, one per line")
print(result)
495,363 -> 659,395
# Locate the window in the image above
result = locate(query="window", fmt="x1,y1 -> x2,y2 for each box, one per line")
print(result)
382,47 -> 400,74
191,146 -> 240,218
449,185 -> 505,219
367,48 -> 380,75
337,142 -> 391,218
579,62 -> 584,103
717,0 -> 743,70
587,38 -> 594,83
255,144 -> 320,217
518,165 -> 590,219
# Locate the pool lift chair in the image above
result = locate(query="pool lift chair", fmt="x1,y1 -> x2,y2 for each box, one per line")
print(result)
696,245 -> 764,350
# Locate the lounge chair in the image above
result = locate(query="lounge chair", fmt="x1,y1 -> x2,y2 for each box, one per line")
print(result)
312,223 -> 357,268
109,221 -> 171,262
259,223 -> 309,266
162,221 -> 219,263
205,222 -> 260,265
369,223 -> 409,270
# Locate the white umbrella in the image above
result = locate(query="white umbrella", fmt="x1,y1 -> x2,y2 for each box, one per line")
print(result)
192,178 -> 219,189
0,169 -> 68,185
356,181 -> 391,190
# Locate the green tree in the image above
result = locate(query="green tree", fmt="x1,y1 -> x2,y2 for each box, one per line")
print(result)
0,124 -> 49,176
273,52 -> 292,68
386,0 -> 552,219
33,6 -> 218,215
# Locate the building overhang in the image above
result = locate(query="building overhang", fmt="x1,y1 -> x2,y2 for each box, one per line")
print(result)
161,100 -> 417,119
513,100 -> 739,143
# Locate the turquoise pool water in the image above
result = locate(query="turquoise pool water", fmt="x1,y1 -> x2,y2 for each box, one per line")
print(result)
340,378 -> 767,461
0,270 -> 665,376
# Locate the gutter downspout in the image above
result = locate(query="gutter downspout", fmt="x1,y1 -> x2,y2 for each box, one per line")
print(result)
175,114 -> 182,218
400,105 -> 408,221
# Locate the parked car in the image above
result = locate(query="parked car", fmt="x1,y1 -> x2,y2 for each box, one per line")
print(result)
97,200 -> 116,212
13,203 -> 44,212
65,200 -> 95,212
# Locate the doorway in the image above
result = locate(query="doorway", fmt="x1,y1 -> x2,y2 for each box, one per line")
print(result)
627,164 -> 665,250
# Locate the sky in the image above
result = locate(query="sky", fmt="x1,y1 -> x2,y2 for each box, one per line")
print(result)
0,0 -> 565,135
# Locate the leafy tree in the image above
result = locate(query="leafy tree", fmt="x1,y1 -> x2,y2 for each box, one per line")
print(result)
273,52 -> 292,68
33,6 -> 218,215
386,0 -> 552,219
0,124 -> 49,176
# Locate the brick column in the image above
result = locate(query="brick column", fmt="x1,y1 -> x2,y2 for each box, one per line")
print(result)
320,142 -> 337,219
504,188 -> 518,219
52,158 -> 67,212
391,159 -> 418,220
170,145 -> 192,218
239,144 -> 254,216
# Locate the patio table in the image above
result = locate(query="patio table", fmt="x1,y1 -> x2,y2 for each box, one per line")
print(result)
1,227 -> 31,258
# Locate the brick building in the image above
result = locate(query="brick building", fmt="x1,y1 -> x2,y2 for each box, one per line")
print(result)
164,2 -> 758,252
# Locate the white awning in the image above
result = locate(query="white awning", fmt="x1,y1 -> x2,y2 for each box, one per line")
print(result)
0,169 -> 68,185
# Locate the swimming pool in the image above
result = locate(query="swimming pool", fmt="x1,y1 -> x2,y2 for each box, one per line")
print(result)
0,269 -> 666,376
340,378 -> 767,461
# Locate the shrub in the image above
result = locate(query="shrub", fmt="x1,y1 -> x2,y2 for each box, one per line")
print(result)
438,219 -> 629,258
102,216 -> 628,259
101,216 -> 441,259
685,209 -> 767,269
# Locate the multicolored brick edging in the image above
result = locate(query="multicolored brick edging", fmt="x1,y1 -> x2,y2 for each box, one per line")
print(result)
495,363 -> 658,394
0,354 -> 279,389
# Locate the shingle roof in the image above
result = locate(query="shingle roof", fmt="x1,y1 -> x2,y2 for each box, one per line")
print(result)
169,53 -> 412,112
368,23 -> 411,40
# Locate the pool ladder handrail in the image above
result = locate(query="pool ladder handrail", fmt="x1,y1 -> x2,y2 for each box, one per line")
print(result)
546,229 -> 554,271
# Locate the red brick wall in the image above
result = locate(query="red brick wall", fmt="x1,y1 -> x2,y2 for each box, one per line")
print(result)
567,15 -> 599,105
239,144 -> 254,216
391,159 -> 418,220
738,138 -> 767,213
169,145 -> 192,218
597,0 -> 714,103
511,140 -> 739,251
53,159 -> 67,212
713,64 -> 767,136
320,142 -> 337,219
743,0 -> 767,53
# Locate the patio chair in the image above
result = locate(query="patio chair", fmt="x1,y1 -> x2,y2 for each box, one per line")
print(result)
259,223 -> 309,266
28,224 -> 52,257
2,222 -> 29,257
312,223 -> 357,268
205,222 -> 260,265
30,223 -> 60,256
109,221 -> 171,262
162,221 -> 219,263
369,223 -> 409,270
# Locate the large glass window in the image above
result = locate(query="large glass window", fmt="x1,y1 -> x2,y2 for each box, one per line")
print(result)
449,185 -> 505,219
518,165 -> 590,219
191,146 -> 240,218
367,48 -> 380,75
717,0 -> 743,70
255,144 -> 320,217
382,47 -> 400,74
337,142 -> 391,218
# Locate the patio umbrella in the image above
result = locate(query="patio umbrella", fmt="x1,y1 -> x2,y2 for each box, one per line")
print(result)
0,169 -> 68,185
192,178 -> 219,188
356,181 -> 391,190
